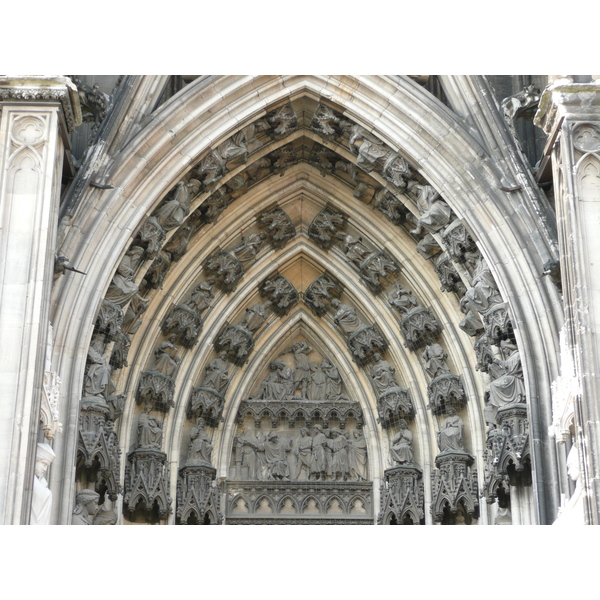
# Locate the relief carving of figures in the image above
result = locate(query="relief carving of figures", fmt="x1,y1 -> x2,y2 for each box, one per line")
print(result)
71,490 -> 100,525
261,275 -> 298,314
232,232 -> 266,263
238,300 -> 271,333
285,341 -> 312,398
459,296 -> 485,337
235,428 -> 264,480
347,430 -> 368,480
252,360 -> 294,401
155,179 -> 200,231
304,273 -> 343,316
254,432 -> 292,480
389,420 -> 414,466
422,343 -> 451,379
310,425 -> 328,480
487,341 -> 526,408
105,247 -> 143,307
186,418 -> 213,467
374,189 -> 407,225
322,359 -> 343,401
326,428 -> 349,481
257,207 -> 296,249
308,360 -> 327,400
408,181 -> 453,236
308,207 -> 347,250
31,443 -> 56,525
199,352 -> 230,395
463,255 -> 503,315
293,428 -> 313,480
437,407 -> 465,453
137,405 -> 163,449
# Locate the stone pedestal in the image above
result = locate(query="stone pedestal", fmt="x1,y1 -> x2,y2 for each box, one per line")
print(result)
176,464 -> 222,524
378,465 -> 424,525
0,76 -> 80,524
535,81 -> 600,523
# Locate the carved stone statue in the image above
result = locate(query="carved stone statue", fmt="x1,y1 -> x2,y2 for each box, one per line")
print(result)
488,341 -> 526,408
236,428 -> 264,480
254,360 -> 294,401
309,360 -> 327,400
105,248 -> 141,307
123,293 -> 150,334
137,405 -> 163,449
409,182 -> 453,236
153,341 -> 179,377
322,359 -> 343,400
342,234 -> 397,291
232,232 -> 266,263
389,419 -> 413,466
310,425 -> 328,480
388,283 -> 419,315
326,428 -> 349,481
254,432 -> 292,480
463,256 -> 503,315
422,343 -> 451,379
293,428 -> 313,480
331,298 -> 363,335
204,250 -> 244,290
304,273 -> 342,316
186,280 -> 214,314
374,189 -> 406,225
199,352 -> 230,394
186,418 -> 213,466
342,234 -> 372,267
71,489 -> 100,525
240,300 -> 271,333
437,407 -> 465,452
155,179 -> 200,230
84,335 -> 111,401
347,430 -> 368,481
31,443 -> 56,525
286,341 -> 312,398
370,353 -> 399,395
308,207 -> 346,249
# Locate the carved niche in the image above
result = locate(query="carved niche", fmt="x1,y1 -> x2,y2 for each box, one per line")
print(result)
308,206 -> 347,250
257,206 -> 296,249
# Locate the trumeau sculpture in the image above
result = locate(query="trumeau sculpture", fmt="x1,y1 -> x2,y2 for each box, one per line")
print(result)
31,443 -> 56,525
71,489 -> 100,525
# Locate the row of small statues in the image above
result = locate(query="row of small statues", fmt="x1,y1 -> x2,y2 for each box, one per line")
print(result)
235,425 -> 368,482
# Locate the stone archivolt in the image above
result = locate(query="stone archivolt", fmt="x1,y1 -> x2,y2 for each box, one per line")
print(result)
67,87 -> 531,526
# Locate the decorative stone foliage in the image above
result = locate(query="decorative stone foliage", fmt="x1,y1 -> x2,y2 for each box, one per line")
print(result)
378,465 -> 424,525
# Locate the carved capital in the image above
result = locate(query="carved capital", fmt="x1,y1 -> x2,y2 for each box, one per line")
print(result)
0,76 -> 82,133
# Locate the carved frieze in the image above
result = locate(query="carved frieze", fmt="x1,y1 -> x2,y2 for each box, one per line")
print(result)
308,206 -> 347,250
260,274 -> 299,315
304,273 -> 343,316
341,234 -> 399,293
225,480 -> 373,524
257,206 -> 296,249
378,465 -> 424,525
430,451 -> 479,523
124,448 -> 172,522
